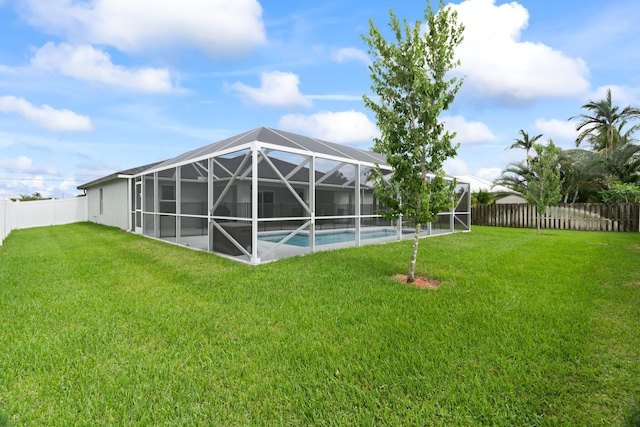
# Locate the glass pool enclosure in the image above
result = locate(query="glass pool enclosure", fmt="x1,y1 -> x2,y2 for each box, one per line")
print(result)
129,127 -> 471,264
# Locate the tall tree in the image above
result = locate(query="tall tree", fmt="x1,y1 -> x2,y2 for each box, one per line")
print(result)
524,141 -> 563,236
363,0 -> 464,283
507,129 -> 542,166
557,149 -> 598,203
494,161 -> 531,194
570,88 -> 640,157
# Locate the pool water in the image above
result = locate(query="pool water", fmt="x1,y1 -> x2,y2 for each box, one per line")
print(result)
259,228 -> 401,247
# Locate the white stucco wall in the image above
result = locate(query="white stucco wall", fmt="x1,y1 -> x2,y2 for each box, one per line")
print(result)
87,179 -> 130,230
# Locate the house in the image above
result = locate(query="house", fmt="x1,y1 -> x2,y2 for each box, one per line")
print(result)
494,193 -> 527,204
79,127 -> 471,264
454,174 -> 514,194
454,173 -> 526,204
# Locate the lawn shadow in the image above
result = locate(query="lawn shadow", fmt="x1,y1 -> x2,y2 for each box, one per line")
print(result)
624,396 -> 640,427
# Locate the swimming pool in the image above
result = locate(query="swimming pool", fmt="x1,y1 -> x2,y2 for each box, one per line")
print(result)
258,228 -> 403,247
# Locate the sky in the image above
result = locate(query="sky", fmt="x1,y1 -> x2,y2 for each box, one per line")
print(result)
1,0 -> 639,199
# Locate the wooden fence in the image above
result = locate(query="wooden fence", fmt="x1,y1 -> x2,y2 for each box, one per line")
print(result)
472,203 -> 640,232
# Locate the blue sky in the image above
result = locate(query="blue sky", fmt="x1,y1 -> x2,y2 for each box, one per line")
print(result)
0,0 -> 639,198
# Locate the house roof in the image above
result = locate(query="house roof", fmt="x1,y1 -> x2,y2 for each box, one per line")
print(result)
77,160 -> 164,189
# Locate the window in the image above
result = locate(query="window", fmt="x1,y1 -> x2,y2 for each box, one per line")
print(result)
99,188 -> 104,215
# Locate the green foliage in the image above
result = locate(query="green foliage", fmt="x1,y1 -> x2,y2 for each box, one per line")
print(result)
494,160 -> 530,195
499,93 -> 640,203
507,129 -> 542,166
1,224 -> 639,425
600,178 -> 640,203
15,192 -> 49,201
471,189 -> 495,206
362,0 -> 464,280
570,88 -> 640,157
524,141 -> 563,234
558,149 -> 599,203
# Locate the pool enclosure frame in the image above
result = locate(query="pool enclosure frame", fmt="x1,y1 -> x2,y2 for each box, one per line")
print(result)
129,127 -> 470,264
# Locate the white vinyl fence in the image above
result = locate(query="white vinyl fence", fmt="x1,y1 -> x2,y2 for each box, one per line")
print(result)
0,197 -> 88,245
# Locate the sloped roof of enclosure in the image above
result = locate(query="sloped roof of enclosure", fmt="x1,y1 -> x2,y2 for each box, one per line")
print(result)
78,127 -> 389,190
77,160 -> 165,189
147,126 -> 388,173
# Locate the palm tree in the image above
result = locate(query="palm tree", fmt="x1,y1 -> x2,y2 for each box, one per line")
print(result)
494,161 -> 531,194
601,142 -> 640,184
507,130 -> 542,166
570,88 -> 640,157
557,149 -> 598,203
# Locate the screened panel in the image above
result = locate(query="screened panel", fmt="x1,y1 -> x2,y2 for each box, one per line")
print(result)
125,127 -> 470,264
210,219 -> 252,262
159,215 -> 176,239
359,219 -> 403,244
143,174 -> 154,212
211,150 -> 251,219
158,168 -> 176,214
143,213 -> 154,237
180,161 -> 208,216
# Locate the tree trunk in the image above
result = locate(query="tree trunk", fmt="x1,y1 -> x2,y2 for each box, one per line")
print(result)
407,223 -> 421,283
537,213 -> 541,236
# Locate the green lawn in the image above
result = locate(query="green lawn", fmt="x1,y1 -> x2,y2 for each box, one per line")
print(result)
1,223 -> 639,426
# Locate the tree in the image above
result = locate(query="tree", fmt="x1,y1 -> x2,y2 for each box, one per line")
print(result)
494,161 -> 531,194
362,0 -> 464,283
557,149 -> 598,203
600,178 -> 640,203
570,88 -> 640,157
524,141 -> 563,235
600,142 -> 640,184
507,129 -> 542,166
18,192 -> 48,201
471,189 -> 495,206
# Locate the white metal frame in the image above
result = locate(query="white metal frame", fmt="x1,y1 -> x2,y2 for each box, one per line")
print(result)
130,138 -> 471,264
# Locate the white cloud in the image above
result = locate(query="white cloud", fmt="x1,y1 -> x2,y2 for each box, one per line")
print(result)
0,96 -> 92,131
307,94 -> 363,101
444,158 -> 471,176
0,156 -> 58,174
476,167 -> 503,183
442,115 -> 498,144
31,42 -> 175,93
450,0 -> 590,100
0,64 -> 17,74
19,0 -> 266,57
230,71 -> 312,108
589,85 -> 640,106
59,177 -> 78,194
279,110 -> 379,144
332,47 -> 370,65
534,118 -> 578,142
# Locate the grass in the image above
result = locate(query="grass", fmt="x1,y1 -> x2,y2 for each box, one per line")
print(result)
0,223 -> 639,426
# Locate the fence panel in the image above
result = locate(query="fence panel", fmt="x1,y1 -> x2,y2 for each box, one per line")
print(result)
0,197 -> 89,245
472,203 -> 640,232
